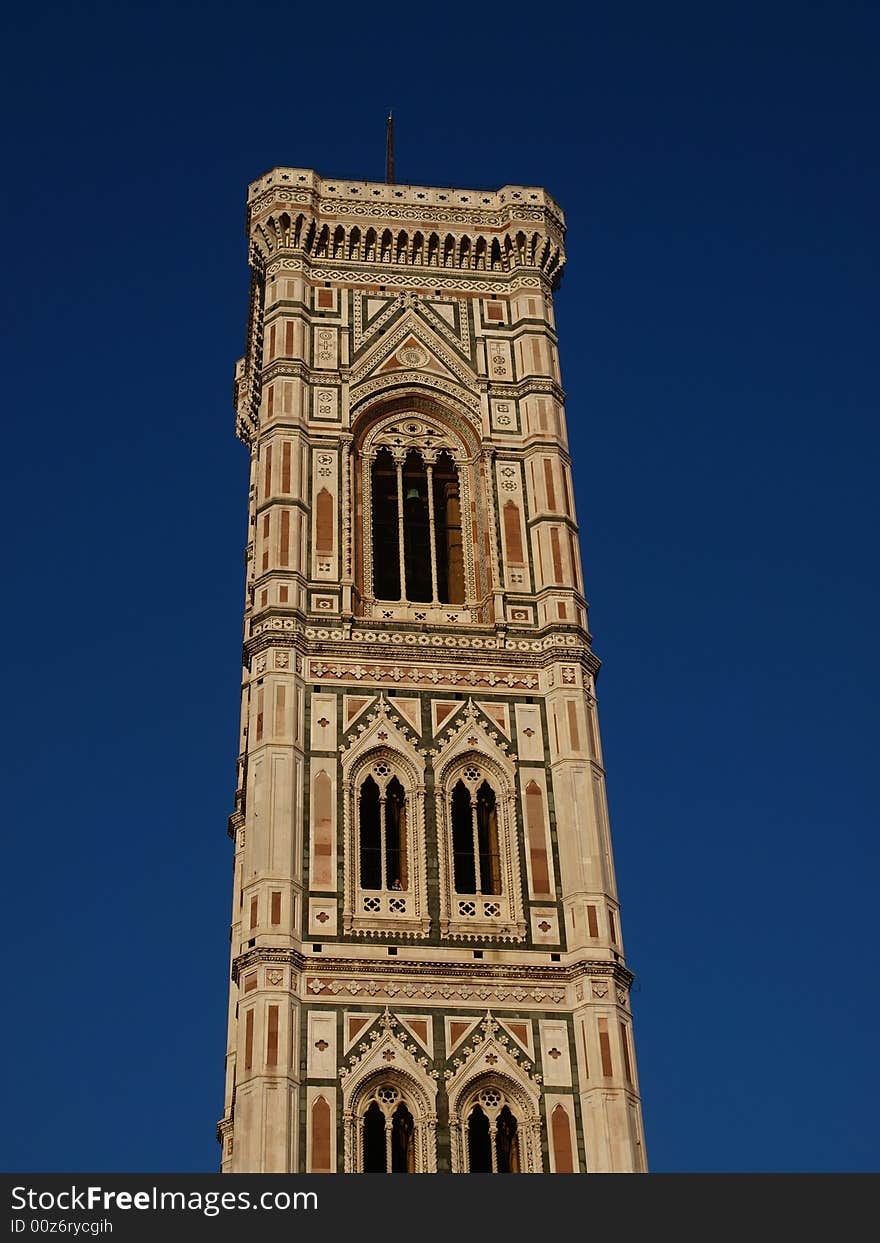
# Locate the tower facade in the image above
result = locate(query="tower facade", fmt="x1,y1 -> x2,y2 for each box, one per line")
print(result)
218,167 -> 647,1173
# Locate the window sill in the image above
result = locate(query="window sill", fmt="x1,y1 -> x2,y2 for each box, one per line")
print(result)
368,602 -> 473,625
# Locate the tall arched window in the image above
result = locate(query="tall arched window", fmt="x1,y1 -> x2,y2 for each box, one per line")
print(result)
432,451 -> 464,604
359,772 -> 408,893
371,449 -> 400,600
345,749 -> 429,937
451,779 -> 501,896
368,444 -> 465,605
438,756 -> 526,939
402,451 -> 431,602
360,1085 -> 416,1173
465,1088 -> 521,1173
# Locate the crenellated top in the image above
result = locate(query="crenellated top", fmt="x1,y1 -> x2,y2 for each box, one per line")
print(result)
246,167 -> 565,283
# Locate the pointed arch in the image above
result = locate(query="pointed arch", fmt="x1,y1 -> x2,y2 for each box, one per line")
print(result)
343,1063 -> 438,1173
310,1095 -> 333,1172
551,1103 -> 575,1173
342,738 -> 430,938
311,768 -> 334,888
315,486 -> 334,554
448,1064 -> 543,1173
435,748 -> 526,941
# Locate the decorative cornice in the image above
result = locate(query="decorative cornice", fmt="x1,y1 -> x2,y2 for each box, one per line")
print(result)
230,945 -> 634,990
246,168 -> 566,230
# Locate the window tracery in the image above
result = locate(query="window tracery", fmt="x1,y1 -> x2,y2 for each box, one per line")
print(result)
361,1087 -> 416,1173
436,755 -> 526,941
467,1092 -> 521,1173
343,1058 -> 438,1174
342,741 -> 430,938
357,411 -> 474,620
448,1071 -> 543,1173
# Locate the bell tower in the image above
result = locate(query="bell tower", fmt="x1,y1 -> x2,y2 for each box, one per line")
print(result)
218,166 -> 647,1173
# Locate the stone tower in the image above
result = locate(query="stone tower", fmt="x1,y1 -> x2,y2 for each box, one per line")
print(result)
218,166 -> 647,1173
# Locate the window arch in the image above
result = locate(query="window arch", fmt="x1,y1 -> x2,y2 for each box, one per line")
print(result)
358,409 -> 473,615
467,1096 -> 520,1173
437,756 -> 526,941
345,1070 -> 438,1172
343,745 -> 430,937
357,766 -> 408,903
452,779 -> 501,896
362,1091 -> 415,1173
450,1075 -> 543,1173
358,773 -> 408,892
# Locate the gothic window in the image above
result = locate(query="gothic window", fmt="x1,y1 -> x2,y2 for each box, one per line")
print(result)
371,449 -> 400,600
452,779 -> 501,896
349,1077 -> 434,1172
358,773 -> 408,893
439,758 -> 526,940
344,743 -> 429,938
369,445 -> 465,606
360,1086 -> 416,1173
465,1089 -> 521,1173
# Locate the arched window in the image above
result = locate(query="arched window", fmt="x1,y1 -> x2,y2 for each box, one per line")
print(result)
358,772 -> 408,893
371,449 -> 400,600
402,451 -> 432,602
345,748 -> 429,937
451,779 -> 501,896
438,756 -> 526,939
369,446 -> 464,605
359,1085 -> 416,1173
432,451 -> 464,604
465,1088 -> 521,1173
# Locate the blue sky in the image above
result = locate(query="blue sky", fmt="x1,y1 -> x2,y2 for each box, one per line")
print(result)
2,2 -> 877,1172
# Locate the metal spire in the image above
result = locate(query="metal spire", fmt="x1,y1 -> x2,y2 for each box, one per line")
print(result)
386,110 -> 394,185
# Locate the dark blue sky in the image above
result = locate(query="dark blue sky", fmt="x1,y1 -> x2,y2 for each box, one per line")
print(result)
3,2 -> 877,1173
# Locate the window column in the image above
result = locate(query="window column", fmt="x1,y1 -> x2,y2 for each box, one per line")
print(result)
425,457 -> 439,604
394,453 -> 407,601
